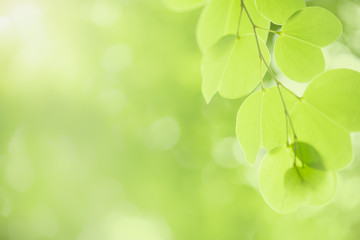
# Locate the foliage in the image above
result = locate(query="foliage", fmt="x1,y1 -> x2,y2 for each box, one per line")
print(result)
166,0 -> 360,213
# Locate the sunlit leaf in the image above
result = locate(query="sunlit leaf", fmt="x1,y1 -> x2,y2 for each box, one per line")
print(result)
303,69 -> 360,132
290,142 -> 325,170
273,7 -> 342,82
259,146 -> 338,213
163,0 -> 207,11
201,34 -> 270,102
284,166 -> 337,207
197,0 -> 269,53
259,146 -> 303,213
282,7 -> 342,47
291,102 -> 352,170
255,0 -> 305,25
236,91 -> 263,165
274,35 -> 325,82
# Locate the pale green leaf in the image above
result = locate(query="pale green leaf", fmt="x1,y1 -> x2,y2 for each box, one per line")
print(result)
291,142 -> 325,170
201,34 -> 270,102
307,171 -> 337,206
197,0 -> 269,53
259,146 -> 338,213
282,7 -> 343,47
201,35 -> 237,103
255,0 -> 305,25
274,35 -> 325,82
259,146 -> 302,213
283,167 -> 311,204
284,166 -> 337,206
236,91 -> 263,165
261,86 -> 298,151
303,69 -> 360,132
163,0 -> 207,11
291,102 -> 352,170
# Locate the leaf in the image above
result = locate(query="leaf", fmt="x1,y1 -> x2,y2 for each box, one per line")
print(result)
259,146 -> 303,213
236,86 -> 299,164
163,0 -> 207,11
274,35 -> 325,82
274,7 -> 342,82
306,171 -> 337,206
197,0 -> 269,53
236,91 -> 263,165
291,101 -> 352,170
259,146 -> 337,213
255,0 -> 305,25
201,34 -> 270,102
261,86 -> 298,151
284,166 -> 337,207
303,69 -> 360,132
282,7 -> 343,47
290,142 -> 325,170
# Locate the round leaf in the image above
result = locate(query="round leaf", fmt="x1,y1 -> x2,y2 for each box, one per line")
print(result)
274,35 -> 325,82
284,166 -> 337,206
303,69 -> 360,132
201,34 -> 270,102
255,0 -> 305,25
291,101 -> 352,170
282,7 -> 343,47
259,146 -> 303,213
259,146 -> 338,213
290,142 -> 325,170
197,0 -> 269,53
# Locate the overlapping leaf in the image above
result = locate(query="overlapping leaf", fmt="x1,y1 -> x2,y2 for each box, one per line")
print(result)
237,69 -> 358,169
275,7 -> 342,82
291,69 -> 360,170
303,69 -> 360,132
163,0 -> 207,11
255,0 -> 305,25
259,146 -> 337,213
197,0 -> 269,53
201,34 -> 270,103
238,69 -> 359,211
274,36 -> 325,82
236,86 -> 298,165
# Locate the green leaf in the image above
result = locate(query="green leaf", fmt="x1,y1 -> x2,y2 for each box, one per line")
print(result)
303,69 -> 360,132
273,7 -> 342,82
283,167 -> 311,204
291,101 -> 352,170
163,0 -> 207,11
236,91 -> 263,165
259,146 -> 303,213
306,171 -> 337,206
284,166 -> 337,207
255,0 -> 305,25
282,7 -> 343,47
274,35 -> 325,82
261,86 -> 298,151
290,142 -> 325,170
197,0 -> 269,53
201,34 -> 270,102
259,146 -> 337,213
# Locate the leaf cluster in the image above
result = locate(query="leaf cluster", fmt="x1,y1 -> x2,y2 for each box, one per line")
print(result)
165,0 -> 360,213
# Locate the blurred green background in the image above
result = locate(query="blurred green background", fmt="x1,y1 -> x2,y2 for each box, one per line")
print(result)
0,0 -> 360,239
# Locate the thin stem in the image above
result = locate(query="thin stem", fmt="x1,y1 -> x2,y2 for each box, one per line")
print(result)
241,0 -> 303,174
